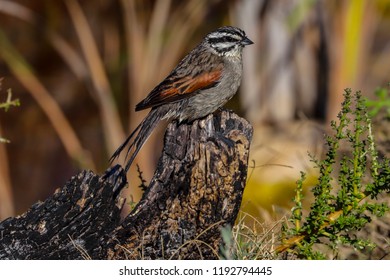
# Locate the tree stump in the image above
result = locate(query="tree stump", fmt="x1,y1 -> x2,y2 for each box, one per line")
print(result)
0,110 -> 253,259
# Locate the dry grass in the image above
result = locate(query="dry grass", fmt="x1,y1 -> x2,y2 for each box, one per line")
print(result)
223,211 -> 283,260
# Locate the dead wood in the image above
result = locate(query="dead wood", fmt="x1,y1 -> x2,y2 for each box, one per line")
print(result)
0,109 -> 253,259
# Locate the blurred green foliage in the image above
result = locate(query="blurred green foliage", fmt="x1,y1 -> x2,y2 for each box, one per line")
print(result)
365,86 -> 390,119
0,84 -> 20,143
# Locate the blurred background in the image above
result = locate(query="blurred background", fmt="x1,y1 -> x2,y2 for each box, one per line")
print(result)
0,0 -> 390,223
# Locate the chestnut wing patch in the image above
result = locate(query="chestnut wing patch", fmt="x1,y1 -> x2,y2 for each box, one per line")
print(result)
135,69 -> 222,111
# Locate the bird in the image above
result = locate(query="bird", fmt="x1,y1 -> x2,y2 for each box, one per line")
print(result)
111,26 -> 253,172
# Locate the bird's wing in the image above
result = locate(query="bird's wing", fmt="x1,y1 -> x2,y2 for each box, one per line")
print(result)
135,64 -> 223,111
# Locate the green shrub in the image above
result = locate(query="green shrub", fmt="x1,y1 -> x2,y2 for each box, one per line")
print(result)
278,89 -> 390,259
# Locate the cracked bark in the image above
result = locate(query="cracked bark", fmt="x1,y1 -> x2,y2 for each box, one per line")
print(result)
0,109 -> 253,259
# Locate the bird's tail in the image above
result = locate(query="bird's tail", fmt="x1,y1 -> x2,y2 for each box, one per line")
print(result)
110,107 -> 168,172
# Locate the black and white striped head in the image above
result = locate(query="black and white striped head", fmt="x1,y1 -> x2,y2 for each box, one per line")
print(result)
204,26 -> 253,56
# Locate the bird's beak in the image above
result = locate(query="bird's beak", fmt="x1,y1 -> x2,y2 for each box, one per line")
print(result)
241,36 -> 254,46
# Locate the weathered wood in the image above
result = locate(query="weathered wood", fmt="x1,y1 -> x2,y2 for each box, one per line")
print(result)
0,167 -> 126,259
0,109 -> 253,259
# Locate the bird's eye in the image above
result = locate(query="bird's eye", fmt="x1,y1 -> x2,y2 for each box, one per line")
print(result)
225,37 -> 238,43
